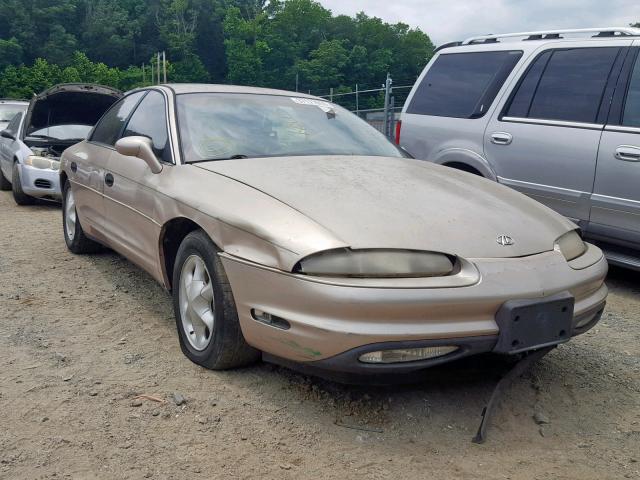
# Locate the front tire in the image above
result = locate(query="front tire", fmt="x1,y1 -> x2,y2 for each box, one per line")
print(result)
0,165 -> 10,191
172,230 -> 259,370
12,163 -> 36,205
62,180 -> 102,254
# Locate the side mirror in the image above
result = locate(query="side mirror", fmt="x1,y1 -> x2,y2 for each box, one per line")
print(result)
0,130 -> 15,140
115,136 -> 163,174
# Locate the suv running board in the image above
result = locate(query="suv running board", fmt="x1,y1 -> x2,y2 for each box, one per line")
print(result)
603,247 -> 640,271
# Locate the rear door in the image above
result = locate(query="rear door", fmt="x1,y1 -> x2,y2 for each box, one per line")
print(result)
74,91 -> 145,237
401,49 -> 523,170
591,46 -> 640,248
0,112 -> 22,179
103,90 -> 173,276
485,43 -> 631,225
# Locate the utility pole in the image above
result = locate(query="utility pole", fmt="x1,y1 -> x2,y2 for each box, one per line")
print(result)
157,52 -> 161,84
295,72 -> 299,92
163,51 -> 167,83
383,73 -> 393,139
142,63 -> 146,85
355,84 -> 359,116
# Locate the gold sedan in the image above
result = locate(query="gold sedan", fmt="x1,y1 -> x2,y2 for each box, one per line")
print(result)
59,85 -> 607,380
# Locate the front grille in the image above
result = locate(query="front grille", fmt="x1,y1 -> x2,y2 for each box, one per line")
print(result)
34,179 -> 52,189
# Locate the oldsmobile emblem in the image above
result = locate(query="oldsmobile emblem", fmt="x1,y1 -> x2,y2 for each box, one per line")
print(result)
497,235 -> 514,246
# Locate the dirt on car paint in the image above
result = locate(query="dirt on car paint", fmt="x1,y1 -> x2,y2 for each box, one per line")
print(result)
0,193 -> 638,480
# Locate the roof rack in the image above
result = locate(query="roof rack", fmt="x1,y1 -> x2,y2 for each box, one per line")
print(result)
462,27 -> 640,45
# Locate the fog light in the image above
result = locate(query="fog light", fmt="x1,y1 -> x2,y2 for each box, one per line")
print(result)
359,346 -> 459,364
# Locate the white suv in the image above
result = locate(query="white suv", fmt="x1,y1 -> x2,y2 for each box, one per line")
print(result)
399,27 -> 640,270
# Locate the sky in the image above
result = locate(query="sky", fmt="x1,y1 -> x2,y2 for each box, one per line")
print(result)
318,0 -> 640,46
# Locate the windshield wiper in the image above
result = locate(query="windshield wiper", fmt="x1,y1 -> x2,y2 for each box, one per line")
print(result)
190,154 -> 249,163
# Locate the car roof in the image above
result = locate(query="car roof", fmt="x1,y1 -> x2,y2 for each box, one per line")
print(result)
436,27 -> 640,54
161,83 -> 320,100
0,99 -> 29,105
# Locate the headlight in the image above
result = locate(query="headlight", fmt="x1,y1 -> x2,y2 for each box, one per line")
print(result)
294,248 -> 455,278
24,155 -> 60,170
555,230 -> 586,261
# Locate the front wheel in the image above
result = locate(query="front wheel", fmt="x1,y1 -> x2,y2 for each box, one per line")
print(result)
12,163 -> 36,205
172,230 -> 259,370
0,165 -> 11,191
62,180 -> 102,254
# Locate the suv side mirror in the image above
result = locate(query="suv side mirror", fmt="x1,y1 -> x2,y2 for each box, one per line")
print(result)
115,136 -> 163,174
0,130 -> 15,140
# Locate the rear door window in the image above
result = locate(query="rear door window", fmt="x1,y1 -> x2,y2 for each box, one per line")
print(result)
505,47 -> 621,123
622,52 -> 640,127
406,50 -> 523,118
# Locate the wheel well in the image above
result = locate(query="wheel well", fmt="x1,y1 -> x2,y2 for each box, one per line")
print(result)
160,218 -> 203,291
60,171 -> 68,189
443,162 -> 483,176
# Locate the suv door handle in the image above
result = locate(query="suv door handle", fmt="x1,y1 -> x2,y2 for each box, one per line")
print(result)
614,145 -> 640,162
105,172 -> 114,187
490,132 -> 513,145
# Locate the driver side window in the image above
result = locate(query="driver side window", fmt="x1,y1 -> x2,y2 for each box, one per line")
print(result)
91,91 -> 145,146
121,90 -> 172,163
6,112 -> 22,136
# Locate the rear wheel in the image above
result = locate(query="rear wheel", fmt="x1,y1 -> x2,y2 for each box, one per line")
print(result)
0,165 -> 10,191
12,163 -> 36,205
172,230 -> 259,370
62,180 -> 102,253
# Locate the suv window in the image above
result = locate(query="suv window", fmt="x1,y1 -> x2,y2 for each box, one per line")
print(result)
506,47 -> 621,123
622,53 -> 640,128
122,91 -> 171,163
406,50 -> 523,118
91,91 -> 145,146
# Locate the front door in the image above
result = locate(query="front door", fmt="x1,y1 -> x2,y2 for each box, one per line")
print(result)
103,90 -> 173,277
591,46 -> 640,248
485,43 -> 631,225
76,91 -> 146,238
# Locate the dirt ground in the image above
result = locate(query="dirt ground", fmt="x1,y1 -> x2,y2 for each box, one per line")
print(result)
0,192 -> 638,480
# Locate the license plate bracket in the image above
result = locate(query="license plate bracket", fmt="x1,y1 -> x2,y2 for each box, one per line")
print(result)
493,291 -> 574,354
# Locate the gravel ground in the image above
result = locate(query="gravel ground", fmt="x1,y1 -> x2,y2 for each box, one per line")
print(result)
0,192 -> 638,480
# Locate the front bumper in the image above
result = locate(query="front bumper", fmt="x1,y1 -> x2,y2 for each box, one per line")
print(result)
18,163 -> 62,200
221,244 -> 607,375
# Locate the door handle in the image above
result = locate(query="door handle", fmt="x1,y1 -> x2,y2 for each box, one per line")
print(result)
70,161 -> 77,173
490,132 -> 513,145
614,145 -> 640,162
105,172 -> 114,187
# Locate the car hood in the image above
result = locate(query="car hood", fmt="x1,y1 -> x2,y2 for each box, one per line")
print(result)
195,156 -> 576,259
23,83 -> 122,142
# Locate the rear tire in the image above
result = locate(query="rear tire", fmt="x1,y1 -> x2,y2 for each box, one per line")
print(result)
12,163 -> 36,205
62,180 -> 102,254
172,230 -> 260,370
0,165 -> 10,191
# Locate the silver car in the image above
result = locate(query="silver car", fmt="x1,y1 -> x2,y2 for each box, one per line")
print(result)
0,84 -> 121,204
399,27 -> 640,270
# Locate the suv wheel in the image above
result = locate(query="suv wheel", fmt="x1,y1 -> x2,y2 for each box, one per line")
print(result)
12,163 -> 36,205
172,230 -> 259,370
62,180 -> 102,253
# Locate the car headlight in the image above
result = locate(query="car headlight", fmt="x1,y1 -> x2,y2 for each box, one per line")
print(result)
294,248 -> 455,278
24,155 -> 60,170
555,230 -> 586,261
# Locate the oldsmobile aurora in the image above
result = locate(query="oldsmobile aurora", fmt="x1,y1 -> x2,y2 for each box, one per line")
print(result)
59,84 -> 608,379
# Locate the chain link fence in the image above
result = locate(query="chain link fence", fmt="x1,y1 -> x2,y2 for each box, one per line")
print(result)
309,74 -> 415,141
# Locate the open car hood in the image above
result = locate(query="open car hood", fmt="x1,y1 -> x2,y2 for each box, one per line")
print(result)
22,83 -> 122,142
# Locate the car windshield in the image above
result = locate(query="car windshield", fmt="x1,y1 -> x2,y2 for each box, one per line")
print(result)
176,93 -> 403,162
0,104 -> 25,122
26,124 -> 93,141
